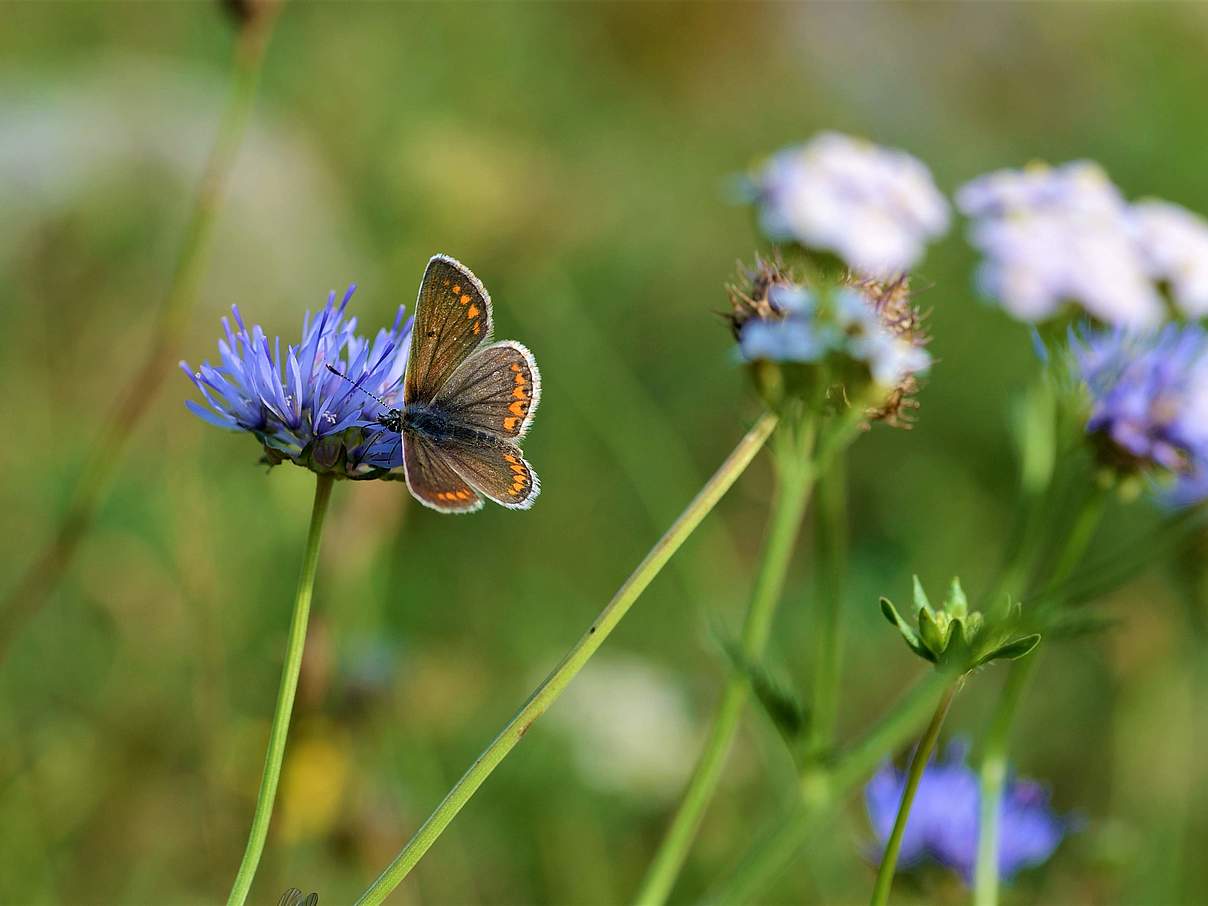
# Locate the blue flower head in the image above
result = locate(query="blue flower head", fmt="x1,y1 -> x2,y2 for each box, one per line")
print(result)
728,257 -> 931,427
182,285 -> 413,478
865,740 -> 1068,884
1071,324 -> 1208,504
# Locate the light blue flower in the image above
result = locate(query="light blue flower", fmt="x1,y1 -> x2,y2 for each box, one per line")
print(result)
739,318 -> 836,363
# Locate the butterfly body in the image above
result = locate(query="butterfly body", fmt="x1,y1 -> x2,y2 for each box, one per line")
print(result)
392,255 -> 541,514
377,405 -> 512,450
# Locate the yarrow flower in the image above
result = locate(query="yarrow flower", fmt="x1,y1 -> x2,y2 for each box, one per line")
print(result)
865,740 -> 1068,884
1071,323 -> 1208,503
750,132 -> 950,279
957,161 -> 1164,328
182,285 -> 412,477
729,256 -> 931,426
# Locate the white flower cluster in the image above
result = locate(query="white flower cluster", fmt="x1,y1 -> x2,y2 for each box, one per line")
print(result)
958,161 -> 1208,326
754,132 -> 951,279
1132,199 -> 1208,318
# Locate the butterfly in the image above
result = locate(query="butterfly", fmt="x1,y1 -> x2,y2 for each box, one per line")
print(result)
374,254 -> 540,513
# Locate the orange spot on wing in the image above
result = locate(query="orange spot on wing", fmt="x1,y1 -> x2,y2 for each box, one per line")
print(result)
472,323 -> 481,335
503,453 -> 518,464
510,363 -> 522,373
503,416 -> 519,432
466,304 -> 480,319
510,464 -> 526,474
452,284 -> 461,293
512,387 -> 527,400
508,400 -> 526,417
460,294 -> 471,305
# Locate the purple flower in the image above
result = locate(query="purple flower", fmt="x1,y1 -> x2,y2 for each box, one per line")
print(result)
751,132 -> 950,279
1072,325 -> 1208,503
866,741 -> 1068,884
182,285 -> 413,477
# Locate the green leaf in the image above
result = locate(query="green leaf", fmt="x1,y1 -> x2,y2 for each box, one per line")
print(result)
918,607 -> 946,659
912,575 -> 934,617
976,633 -> 1041,667
947,577 -> 969,619
720,641 -> 808,744
880,597 -> 932,661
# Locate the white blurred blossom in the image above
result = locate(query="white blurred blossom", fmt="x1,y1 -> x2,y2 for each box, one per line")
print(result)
549,654 -> 697,799
1131,199 -> 1208,318
957,162 -> 1165,327
753,132 -> 950,278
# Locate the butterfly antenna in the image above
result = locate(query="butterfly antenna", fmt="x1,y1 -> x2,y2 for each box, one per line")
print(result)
325,363 -> 391,409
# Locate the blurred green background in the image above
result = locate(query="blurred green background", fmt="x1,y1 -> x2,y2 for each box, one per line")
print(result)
3,2 -> 1207,904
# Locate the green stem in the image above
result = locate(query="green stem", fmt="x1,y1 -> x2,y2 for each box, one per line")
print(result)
972,653 -> 1036,906
227,472 -> 333,906
635,423 -> 817,906
869,680 -> 961,906
972,487 -> 1106,906
354,413 -> 780,906
709,669 -> 953,905
0,5 -> 281,664
809,454 -> 847,757
1048,485 -> 1110,590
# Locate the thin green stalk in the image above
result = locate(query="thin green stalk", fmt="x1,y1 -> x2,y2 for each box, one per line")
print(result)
354,413 -> 780,906
635,423 -> 817,906
1047,486 -> 1110,590
709,669 -> 953,905
0,5 -> 282,664
973,488 -> 1106,906
972,652 -> 1036,906
869,680 -> 961,906
809,454 -> 847,757
227,472 -> 333,906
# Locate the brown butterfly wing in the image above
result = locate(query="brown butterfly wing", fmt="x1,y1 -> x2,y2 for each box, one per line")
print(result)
439,438 -> 540,510
403,255 -> 493,406
433,341 -> 540,441
402,430 -> 484,513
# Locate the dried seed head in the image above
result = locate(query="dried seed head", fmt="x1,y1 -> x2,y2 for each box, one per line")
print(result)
843,273 -> 931,428
726,253 -> 800,339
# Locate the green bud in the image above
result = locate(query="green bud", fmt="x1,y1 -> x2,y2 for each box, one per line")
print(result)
881,576 -> 1042,673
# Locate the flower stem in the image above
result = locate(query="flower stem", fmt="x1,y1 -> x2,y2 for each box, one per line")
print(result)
973,487 -> 1106,906
635,422 -> 817,906
1048,485 -> 1110,590
972,652 -> 1036,906
809,454 -> 847,757
353,413 -> 780,906
708,669 -> 953,905
0,5 -> 282,664
227,472 -> 333,906
869,679 -> 961,906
